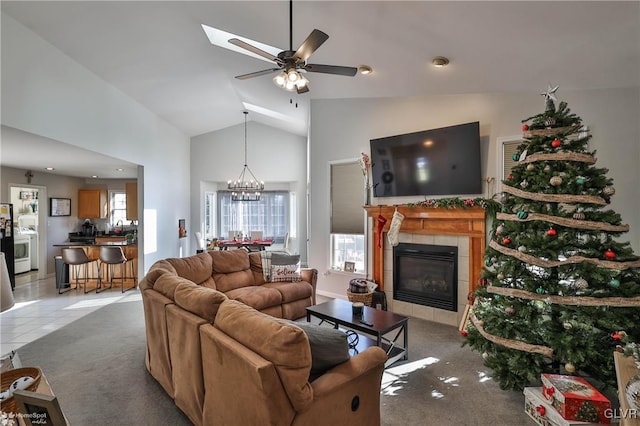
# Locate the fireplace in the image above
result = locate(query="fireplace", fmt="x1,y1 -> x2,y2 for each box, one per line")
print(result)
393,243 -> 458,312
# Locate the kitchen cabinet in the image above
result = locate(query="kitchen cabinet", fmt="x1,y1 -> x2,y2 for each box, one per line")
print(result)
125,182 -> 138,221
78,189 -> 108,219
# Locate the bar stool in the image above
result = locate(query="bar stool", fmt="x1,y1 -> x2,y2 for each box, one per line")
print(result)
61,248 -> 95,294
98,246 -> 135,293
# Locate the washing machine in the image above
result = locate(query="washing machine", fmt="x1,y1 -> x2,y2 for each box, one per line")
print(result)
14,234 -> 30,274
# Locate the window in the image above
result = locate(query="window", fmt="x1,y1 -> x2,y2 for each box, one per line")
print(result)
204,191 -> 215,240
109,191 -> 132,227
214,191 -> 289,240
330,161 -> 365,273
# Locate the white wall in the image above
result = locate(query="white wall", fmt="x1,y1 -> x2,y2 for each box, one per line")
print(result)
1,13 -> 191,270
190,120 -> 308,260
309,88 -> 640,297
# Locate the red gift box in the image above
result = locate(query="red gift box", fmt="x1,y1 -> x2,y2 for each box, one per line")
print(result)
541,374 -> 611,424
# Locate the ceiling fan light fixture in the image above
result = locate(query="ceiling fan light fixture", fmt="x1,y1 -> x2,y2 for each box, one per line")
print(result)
431,56 -> 450,67
274,72 -> 286,86
287,69 -> 300,82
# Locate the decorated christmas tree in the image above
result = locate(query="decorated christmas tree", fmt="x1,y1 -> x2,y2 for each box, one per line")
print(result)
465,85 -> 640,391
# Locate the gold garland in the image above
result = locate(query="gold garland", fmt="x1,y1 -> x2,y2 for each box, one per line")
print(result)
487,285 -> 640,307
520,152 -> 596,165
502,185 -> 607,205
496,212 -> 630,233
470,309 -> 554,357
523,124 -> 583,138
489,239 -> 640,271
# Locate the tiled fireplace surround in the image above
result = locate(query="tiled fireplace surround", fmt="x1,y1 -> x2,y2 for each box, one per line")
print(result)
364,206 -> 486,327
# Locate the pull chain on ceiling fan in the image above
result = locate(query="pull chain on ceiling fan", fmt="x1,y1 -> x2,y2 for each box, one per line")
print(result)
203,0 -> 357,94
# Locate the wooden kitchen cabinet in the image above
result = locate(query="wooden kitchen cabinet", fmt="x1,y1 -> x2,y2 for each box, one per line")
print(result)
125,182 -> 138,221
78,189 -> 108,219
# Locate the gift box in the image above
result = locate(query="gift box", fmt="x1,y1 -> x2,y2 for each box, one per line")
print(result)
541,374 -> 611,424
524,387 -> 605,426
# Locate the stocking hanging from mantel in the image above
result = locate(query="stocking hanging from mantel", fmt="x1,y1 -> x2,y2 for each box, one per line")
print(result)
387,209 -> 405,247
376,214 -> 387,248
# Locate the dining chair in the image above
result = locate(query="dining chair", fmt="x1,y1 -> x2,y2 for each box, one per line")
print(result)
249,231 -> 263,241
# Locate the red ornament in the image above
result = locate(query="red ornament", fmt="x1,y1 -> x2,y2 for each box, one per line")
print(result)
522,124 -> 529,131
502,237 -> 512,245
507,174 -> 514,180
604,249 -> 616,260
612,332 -> 622,341
460,329 -> 468,337
551,138 -> 561,148
536,405 -> 546,416
547,228 -> 557,237
478,278 -> 488,286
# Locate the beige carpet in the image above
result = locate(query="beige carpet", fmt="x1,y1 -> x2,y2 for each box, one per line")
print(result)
16,295 -> 531,425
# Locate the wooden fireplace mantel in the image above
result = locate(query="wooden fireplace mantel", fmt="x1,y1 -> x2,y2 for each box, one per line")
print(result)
364,205 -> 486,295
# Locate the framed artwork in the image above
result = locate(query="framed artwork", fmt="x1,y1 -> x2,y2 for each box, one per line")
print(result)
49,198 -> 71,217
20,191 -> 33,200
13,390 -> 67,426
344,261 -> 356,273
178,219 -> 187,238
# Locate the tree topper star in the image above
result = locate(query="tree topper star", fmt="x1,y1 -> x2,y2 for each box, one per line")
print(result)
541,84 -> 559,103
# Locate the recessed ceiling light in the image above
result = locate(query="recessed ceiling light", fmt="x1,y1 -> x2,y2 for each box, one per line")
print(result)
91,175 -> 98,178
116,168 -> 125,172
358,65 -> 373,75
431,56 -> 450,67
45,167 -> 55,171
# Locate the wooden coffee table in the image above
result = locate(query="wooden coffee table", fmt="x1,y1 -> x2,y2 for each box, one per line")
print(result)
306,298 -> 408,367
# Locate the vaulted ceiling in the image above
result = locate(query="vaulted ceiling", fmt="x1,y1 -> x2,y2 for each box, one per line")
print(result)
2,1 -> 639,177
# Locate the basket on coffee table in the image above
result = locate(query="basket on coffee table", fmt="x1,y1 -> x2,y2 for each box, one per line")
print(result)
1,366 -> 42,414
347,290 -> 373,307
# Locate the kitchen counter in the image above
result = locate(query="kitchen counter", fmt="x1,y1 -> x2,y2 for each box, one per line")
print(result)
54,241 -> 137,247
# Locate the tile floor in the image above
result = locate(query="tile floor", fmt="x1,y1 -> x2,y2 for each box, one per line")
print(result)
0,271 -> 139,355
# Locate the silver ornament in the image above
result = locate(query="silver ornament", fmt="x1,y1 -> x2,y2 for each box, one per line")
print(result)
573,212 -> 586,220
563,321 -> 573,330
550,176 -> 563,186
544,165 -> 551,172
564,362 -> 576,373
603,186 -> 616,196
518,245 -> 527,253
497,272 -> 505,280
573,278 -> 589,289
526,164 -> 535,171
505,307 -> 515,316
520,180 -> 528,188
496,225 -> 505,235
544,117 -> 556,127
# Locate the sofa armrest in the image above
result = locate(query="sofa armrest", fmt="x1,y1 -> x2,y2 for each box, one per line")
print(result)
299,268 -> 318,305
293,346 -> 387,425
309,346 -> 387,397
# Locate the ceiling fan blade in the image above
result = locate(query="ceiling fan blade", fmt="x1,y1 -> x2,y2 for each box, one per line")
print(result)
304,64 -> 358,76
235,68 -> 281,80
201,24 -> 282,64
296,84 -> 310,94
229,38 -> 283,64
293,29 -> 329,62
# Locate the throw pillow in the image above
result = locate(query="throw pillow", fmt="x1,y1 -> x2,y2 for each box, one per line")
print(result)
270,264 -> 301,282
289,321 -> 350,375
271,253 -> 300,266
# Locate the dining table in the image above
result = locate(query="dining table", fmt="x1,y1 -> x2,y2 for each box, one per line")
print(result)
217,239 -> 273,251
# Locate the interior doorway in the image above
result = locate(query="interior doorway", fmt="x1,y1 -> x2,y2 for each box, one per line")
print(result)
9,184 -> 47,281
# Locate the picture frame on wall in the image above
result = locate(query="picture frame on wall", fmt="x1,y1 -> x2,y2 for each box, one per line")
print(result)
344,261 -> 356,273
13,389 -> 67,426
49,198 -> 71,217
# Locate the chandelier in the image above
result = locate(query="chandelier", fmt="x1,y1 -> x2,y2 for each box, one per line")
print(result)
228,111 -> 264,201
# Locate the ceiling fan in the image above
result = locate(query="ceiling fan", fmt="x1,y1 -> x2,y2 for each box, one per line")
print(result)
202,0 -> 357,94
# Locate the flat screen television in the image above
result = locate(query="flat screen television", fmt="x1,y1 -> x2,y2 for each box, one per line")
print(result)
369,121 -> 482,197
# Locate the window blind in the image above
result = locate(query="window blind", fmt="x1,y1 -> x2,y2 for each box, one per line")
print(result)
330,161 -> 364,234
502,140 -> 522,179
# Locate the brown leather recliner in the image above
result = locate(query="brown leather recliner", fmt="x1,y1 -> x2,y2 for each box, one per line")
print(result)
201,299 -> 388,426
